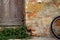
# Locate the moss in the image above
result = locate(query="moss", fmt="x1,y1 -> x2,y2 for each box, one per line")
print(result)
0,25 -> 31,40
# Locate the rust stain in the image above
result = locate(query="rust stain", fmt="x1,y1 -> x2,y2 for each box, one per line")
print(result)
32,33 -> 36,36
26,12 -> 37,20
26,26 -> 31,30
35,23 -> 39,27
29,0 -> 36,2
31,29 -> 36,32
43,28 -> 47,32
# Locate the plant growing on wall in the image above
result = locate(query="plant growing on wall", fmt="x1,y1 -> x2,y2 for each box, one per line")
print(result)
0,25 -> 31,40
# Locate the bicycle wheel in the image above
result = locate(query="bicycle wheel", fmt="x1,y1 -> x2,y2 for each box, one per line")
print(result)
51,16 -> 60,39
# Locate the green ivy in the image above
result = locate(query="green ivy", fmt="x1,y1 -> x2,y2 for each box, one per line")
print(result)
0,25 -> 31,40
